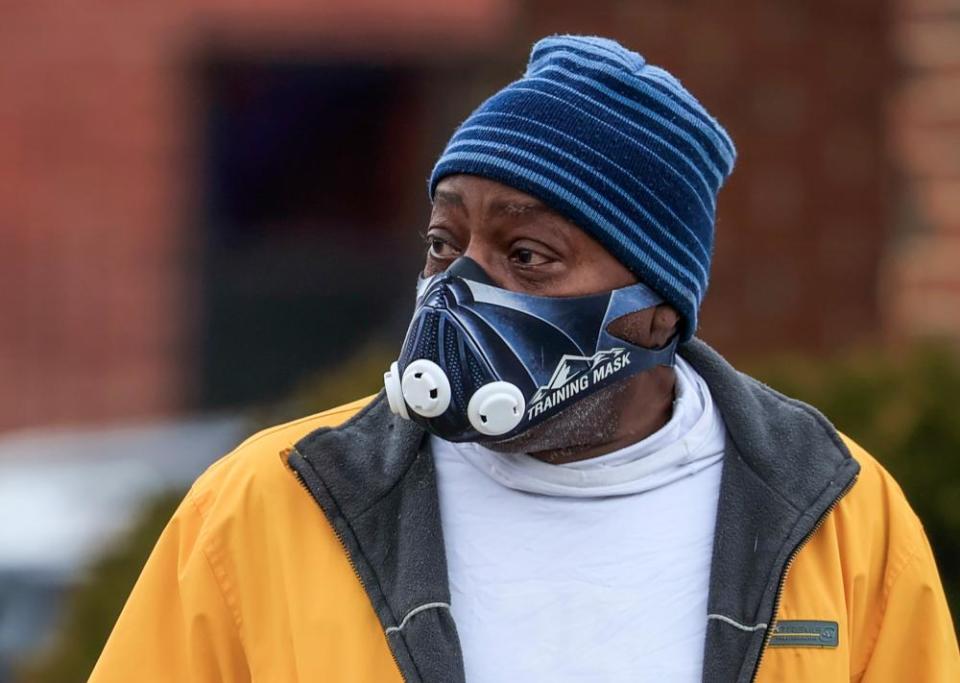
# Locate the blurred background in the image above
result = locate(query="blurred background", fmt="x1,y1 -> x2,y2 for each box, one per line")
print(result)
1,0 -> 958,679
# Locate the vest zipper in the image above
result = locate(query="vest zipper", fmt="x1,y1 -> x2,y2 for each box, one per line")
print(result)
748,474 -> 859,683
286,448 -> 409,683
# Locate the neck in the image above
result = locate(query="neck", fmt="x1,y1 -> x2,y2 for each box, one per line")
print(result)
528,365 -> 678,464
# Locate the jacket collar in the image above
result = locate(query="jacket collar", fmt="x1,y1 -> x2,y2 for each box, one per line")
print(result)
289,396 -> 457,683
680,339 -> 860,681
288,338 -> 859,683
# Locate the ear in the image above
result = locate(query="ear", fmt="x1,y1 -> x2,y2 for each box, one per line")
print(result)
650,304 -> 680,346
605,304 -> 680,349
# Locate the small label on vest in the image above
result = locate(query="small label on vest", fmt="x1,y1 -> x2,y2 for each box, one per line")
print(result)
769,620 -> 839,648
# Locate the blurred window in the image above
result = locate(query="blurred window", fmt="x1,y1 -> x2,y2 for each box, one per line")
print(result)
197,59 -> 424,409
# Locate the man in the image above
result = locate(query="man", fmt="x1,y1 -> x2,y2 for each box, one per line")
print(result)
91,36 -> 958,682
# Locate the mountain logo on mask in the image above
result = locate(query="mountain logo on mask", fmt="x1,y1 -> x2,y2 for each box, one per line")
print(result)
528,348 -> 632,420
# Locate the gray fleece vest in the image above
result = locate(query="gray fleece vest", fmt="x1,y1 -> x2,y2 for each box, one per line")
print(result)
288,338 -> 860,683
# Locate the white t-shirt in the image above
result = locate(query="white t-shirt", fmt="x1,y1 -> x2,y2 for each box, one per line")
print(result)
432,357 -> 726,682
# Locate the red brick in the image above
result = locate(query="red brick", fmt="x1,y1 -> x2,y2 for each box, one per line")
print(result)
896,0 -> 960,19
895,18 -> 960,68
894,125 -> 960,177
917,179 -> 960,231
894,73 -> 960,125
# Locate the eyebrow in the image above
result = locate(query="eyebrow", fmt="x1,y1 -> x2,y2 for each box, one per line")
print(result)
490,198 -> 548,217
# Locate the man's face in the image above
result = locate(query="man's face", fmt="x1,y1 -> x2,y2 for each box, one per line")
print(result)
424,174 -> 636,296
423,174 -> 679,459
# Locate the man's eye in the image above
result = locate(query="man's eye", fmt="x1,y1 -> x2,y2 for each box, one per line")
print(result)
511,248 -> 549,266
427,237 -> 459,259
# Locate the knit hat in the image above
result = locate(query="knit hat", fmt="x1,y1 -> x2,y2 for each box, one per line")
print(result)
429,35 -> 736,341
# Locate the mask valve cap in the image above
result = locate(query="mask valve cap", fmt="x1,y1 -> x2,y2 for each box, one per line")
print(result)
384,361 -> 409,419
401,359 -> 452,418
467,382 -> 525,436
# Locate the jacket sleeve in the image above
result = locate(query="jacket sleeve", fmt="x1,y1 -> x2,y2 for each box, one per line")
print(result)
88,489 -> 250,683
858,527 -> 960,682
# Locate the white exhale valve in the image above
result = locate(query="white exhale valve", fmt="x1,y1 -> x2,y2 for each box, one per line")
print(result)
401,359 -> 452,418
383,361 -> 409,419
467,382 -> 525,436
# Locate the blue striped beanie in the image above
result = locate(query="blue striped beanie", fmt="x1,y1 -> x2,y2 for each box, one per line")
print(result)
429,35 -> 736,341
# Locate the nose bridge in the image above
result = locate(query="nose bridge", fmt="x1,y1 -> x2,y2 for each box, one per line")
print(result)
445,255 -> 497,285
460,241 -> 506,287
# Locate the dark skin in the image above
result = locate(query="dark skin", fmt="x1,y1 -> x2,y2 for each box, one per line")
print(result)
423,174 -> 680,464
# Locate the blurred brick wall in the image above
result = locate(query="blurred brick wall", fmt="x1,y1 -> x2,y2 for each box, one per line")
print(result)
517,0 -> 892,359
0,0 -> 508,432
2,0 -> 952,433
886,0 -> 960,342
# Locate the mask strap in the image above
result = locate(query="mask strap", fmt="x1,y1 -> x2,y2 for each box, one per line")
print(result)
598,331 -> 678,370
597,280 -> 678,369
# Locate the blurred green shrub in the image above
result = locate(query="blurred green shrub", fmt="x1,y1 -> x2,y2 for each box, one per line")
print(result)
250,341 -> 393,429
750,343 -> 960,624
16,493 -> 182,683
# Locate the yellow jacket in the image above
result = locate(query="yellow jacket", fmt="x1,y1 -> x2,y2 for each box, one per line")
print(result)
91,341 -> 958,682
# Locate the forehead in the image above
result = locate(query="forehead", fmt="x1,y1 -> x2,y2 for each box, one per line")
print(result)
432,175 -> 552,217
